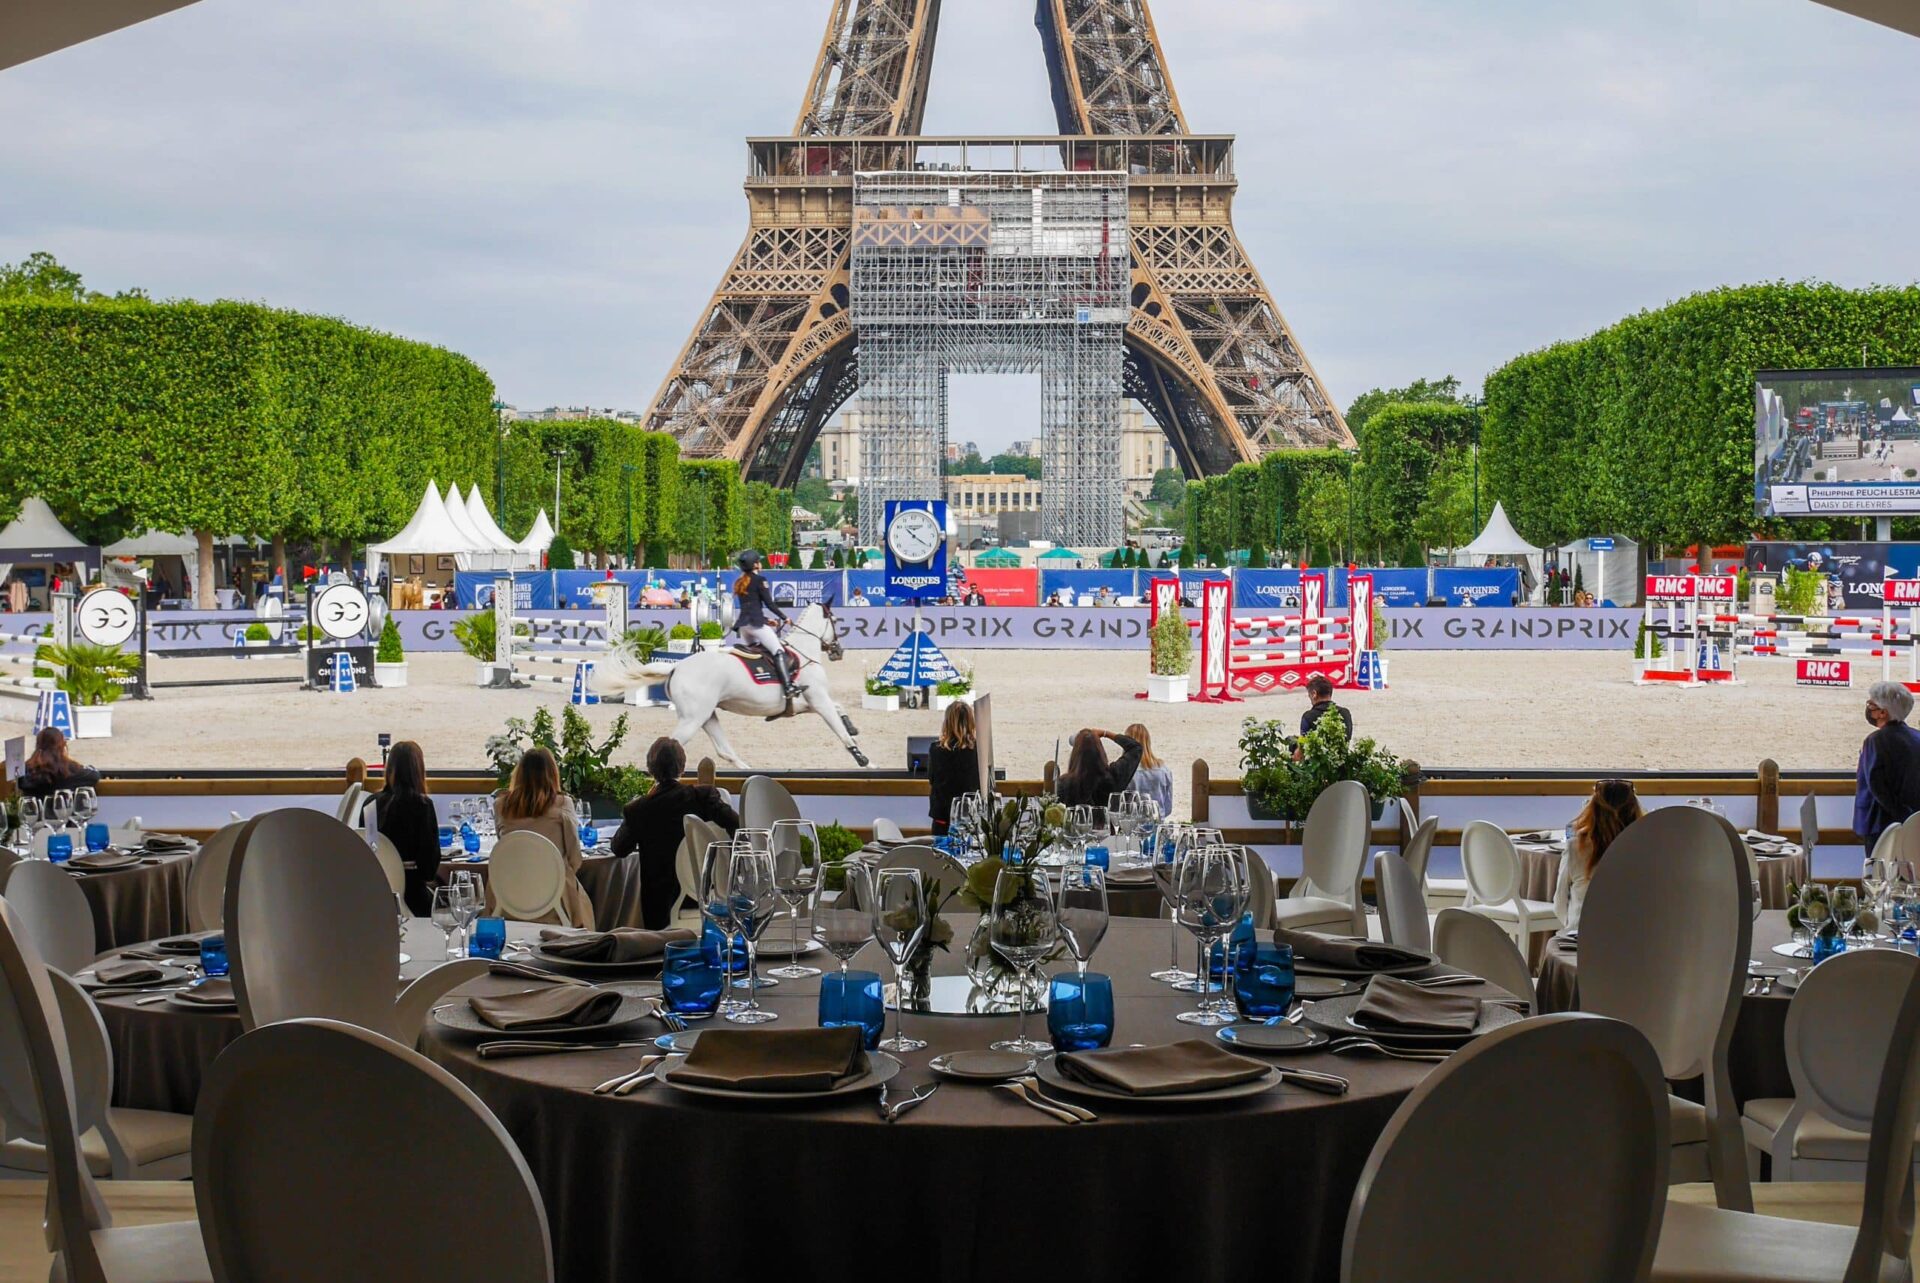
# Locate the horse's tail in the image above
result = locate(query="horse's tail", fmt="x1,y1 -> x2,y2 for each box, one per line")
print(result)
589,652 -> 677,697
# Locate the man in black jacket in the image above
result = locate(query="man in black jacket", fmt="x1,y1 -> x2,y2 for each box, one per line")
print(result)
610,738 -> 740,928
1856,681 -> 1920,860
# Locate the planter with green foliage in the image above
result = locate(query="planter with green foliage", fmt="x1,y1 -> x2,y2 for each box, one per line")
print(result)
485,706 -> 639,819
1240,713 -> 1406,822
43,641 -> 141,738
863,675 -> 901,712
374,616 -> 408,688
1147,603 -> 1192,702
697,619 -> 725,651
667,621 -> 696,655
242,620 -> 272,659
933,668 -> 974,711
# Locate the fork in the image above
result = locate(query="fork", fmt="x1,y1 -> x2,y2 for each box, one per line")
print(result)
885,1082 -> 939,1121
1013,1077 -> 1097,1122
648,1002 -> 688,1033
1328,1038 -> 1451,1063
593,1055 -> 666,1095
994,1080 -> 1081,1123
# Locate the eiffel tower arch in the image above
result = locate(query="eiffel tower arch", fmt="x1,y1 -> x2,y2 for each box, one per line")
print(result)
643,0 -> 1351,539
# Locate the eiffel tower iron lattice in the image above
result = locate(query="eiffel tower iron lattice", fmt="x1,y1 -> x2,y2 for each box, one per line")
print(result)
644,0 -> 1351,509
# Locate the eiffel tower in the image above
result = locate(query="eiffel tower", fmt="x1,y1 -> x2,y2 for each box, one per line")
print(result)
643,0 -> 1351,502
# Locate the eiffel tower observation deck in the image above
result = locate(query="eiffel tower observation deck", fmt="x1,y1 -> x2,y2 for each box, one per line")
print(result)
645,2 -> 1351,545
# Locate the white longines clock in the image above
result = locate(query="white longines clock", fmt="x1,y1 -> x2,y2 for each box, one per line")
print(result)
886,507 -> 944,563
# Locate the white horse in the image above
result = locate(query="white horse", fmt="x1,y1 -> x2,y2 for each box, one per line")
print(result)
592,602 -> 868,769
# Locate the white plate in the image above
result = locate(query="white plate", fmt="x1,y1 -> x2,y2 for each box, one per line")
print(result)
656,1049 -> 901,1101
930,1049 -> 1036,1082
1035,1054 -> 1280,1106
1770,942 -> 1814,960
753,938 -> 825,961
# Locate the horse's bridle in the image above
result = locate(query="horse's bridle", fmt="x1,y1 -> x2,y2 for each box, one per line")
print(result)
783,618 -> 844,663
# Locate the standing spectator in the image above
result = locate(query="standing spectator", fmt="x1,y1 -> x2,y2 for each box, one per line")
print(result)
1855,681 -> 1920,858
609,738 -> 739,928
927,702 -> 979,835
1055,728 -> 1142,807
1299,674 -> 1353,742
1122,722 -> 1173,818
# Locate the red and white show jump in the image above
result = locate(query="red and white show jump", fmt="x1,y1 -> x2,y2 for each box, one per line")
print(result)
1149,574 -> 1382,701
1638,574 -> 1920,692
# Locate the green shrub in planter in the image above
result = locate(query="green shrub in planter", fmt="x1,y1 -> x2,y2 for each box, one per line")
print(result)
1239,712 -> 1405,819
865,677 -> 901,697
42,642 -> 140,706
697,620 -> 724,641
244,622 -> 272,642
620,625 -> 667,662
1149,604 -> 1192,677
669,623 -> 696,641
376,616 -> 405,663
453,611 -> 496,661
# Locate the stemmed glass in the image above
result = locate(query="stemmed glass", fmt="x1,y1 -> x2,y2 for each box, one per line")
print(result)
1151,823 -> 1197,985
16,798 -> 42,856
1892,862 -> 1920,944
724,848 -> 779,1024
452,870 -> 484,949
768,819 -> 822,979
1797,883 -> 1831,953
1175,845 -> 1247,1026
1057,863 -> 1109,976
50,790 -> 74,835
701,840 -> 749,1015
949,793 -> 983,856
73,787 -> 97,829
1864,859 -> 1891,939
815,862 -> 874,975
430,886 -> 462,960
1831,885 -> 1860,943
988,865 -> 1058,1055
735,828 -> 773,856
872,869 -> 928,1053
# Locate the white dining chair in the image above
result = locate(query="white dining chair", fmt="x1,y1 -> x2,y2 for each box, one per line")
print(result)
1740,947 -> 1920,1182
370,833 -> 406,898
224,809 -> 486,1043
194,1018 -> 552,1283
1458,821 -> 1562,951
1432,907 -> 1533,1012
1374,853 -> 1432,953
1651,956 -> 1920,1282
871,817 -> 906,843
0,897 -> 211,1281
1393,806 -> 1441,890
877,844 -> 966,892
1342,1013 -> 1669,1283
0,860 -> 97,975
1273,779 -> 1369,936
1240,848 -> 1278,930
185,821 -> 244,933
487,832 -> 572,926
332,782 -> 364,826
1582,805 -> 1754,1211
742,776 -> 801,833
1,971 -> 192,1181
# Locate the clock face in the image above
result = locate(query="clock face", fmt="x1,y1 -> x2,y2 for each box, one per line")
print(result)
887,509 -> 944,563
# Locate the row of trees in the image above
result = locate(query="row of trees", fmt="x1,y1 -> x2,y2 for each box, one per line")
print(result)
0,256 -> 791,603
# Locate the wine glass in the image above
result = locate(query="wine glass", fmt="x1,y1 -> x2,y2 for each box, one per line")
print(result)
734,828 -> 773,856
701,840 -> 748,1015
430,886 -> 462,960
452,870 -> 485,947
768,819 -> 822,979
872,869 -> 929,1053
14,798 -> 41,855
1057,863 -> 1109,976
50,789 -> 74,834
815,862 -> 873,975
724,848 -> 779,1024
73,787 -> 97,827
1151,823 -> 1198,985
988,865 -> 1058,1055
1864,859 -> 1891,938
1797,883 -> 1831,954
1175,845 -> 1246,1026
1831,885 -> 1860,942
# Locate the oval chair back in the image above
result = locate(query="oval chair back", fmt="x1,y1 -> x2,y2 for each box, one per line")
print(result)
0,860 -> 97,975
1432,907 -> 1532,1011
1374,852 -> 1431,953
1458,821 -> 1520,908
488,832 -> 570,925
187,821 -> 246,932
742,776 -> 801,833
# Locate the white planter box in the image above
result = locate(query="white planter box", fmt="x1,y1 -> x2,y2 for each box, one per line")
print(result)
862,693 -> 900,712
71,705 -> 112,739
243,637 -> 270,660
933,694 -> 955,713
375,661 -> 409,689
666,638 -> 694,654
698,639 -> 725,652
475,663 -> 500,687
1145,672 -> 1189,704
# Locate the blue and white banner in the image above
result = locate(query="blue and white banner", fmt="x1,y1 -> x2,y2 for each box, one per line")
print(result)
1038,569 -> 1139,604
873,631 -> 962,688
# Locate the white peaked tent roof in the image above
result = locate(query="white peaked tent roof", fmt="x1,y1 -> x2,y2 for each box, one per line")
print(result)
1458,502 -> 1543,557
103,531 -> 199,557
517,510 -> 555,558
440,483 -> 495,552
463,487 -> 518,550
367,481 -> 476,555
0,497 -> 91,552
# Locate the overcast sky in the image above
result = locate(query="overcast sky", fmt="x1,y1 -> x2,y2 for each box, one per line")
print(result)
3,0 -> 1915,452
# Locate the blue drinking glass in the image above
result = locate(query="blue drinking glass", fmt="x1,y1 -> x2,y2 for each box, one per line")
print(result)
1209,912 -> 1257,980
45,834 -> 72,864
1811,927 -> 1848,964
461,822 -> 480,855
1233,943 -> 1296,1020
817,969 -> 886,1049
469,917 -> 507,960
84,822 -> 109,853
1082,844 -> 1110,871
200,934 -> 230,977
1047,972 -> 1114,1051
662,941 -> 725,1017
438,826 -> 455,851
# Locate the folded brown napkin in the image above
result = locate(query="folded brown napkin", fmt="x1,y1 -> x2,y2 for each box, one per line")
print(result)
1352,976 -> 1483,1034
468,985 -> 623,1031
69,851 -> 142,870
537,927 -> 694,963
91,961 -> 167,986
1056,1039 -> 1269,1097
1272,927 -> 1427,973
671,1027 -> 869,1093
141,833 -> 194,853
152,934 -> 211,955
171,978 -> 236,1006
114,948 -> 170,962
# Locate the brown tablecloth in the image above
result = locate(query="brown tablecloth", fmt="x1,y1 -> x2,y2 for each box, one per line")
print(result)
1512,835 -> 1807,912
422,917 -> 1514,1283
95,918 -> 549,1114
857,842 -> 1163,920
1535,910 -> 1795,1105
71,850 -> 194,954
437,852 -> 647,931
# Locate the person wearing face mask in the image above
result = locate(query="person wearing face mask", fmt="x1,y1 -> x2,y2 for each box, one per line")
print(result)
1854,681 -> 1920,859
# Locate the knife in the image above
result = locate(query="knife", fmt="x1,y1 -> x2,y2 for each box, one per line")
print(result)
1276,1067 -> 1349,1096
479,1040 -> 654,1059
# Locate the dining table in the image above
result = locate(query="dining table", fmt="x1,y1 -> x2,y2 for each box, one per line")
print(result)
1509,828 -> 1808,911
435,833 -> 647,931
48,845 -> 196,954
421,916 -> 1514,1283
1535,909 -> 1810,1105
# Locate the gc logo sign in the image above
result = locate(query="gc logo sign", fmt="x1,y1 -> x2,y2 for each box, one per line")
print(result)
75,589 -> 138,648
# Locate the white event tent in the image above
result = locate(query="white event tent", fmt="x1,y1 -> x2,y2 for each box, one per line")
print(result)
366,481 -> 514,584
463,487 -> 534,569
0,497 -> 100,587
1453,502 -> 1544,603
517,510 -> 556,568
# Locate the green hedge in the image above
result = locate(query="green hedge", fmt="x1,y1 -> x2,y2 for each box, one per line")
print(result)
1482,283 -> 1920,547
1354,402 -> 1480,561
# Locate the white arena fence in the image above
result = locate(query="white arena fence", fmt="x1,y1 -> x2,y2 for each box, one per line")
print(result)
1640,574 -> 1920,691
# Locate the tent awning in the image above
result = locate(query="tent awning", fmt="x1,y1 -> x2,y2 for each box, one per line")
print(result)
1458,502 -> 1543,557
0,498 -> 100,569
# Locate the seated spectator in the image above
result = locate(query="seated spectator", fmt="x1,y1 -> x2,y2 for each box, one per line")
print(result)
374,741 -> 442,916
1055,727 -> 1142,807
16,727 -> 100,799
491,748 -> 595,927
610,738 -> 739,928
1559,779 -> 1642,931
1122,722 -> 1174,818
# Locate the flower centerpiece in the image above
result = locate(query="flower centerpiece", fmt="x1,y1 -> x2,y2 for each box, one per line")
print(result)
951,796 -> 1068,997
1239,712 -> 1406,822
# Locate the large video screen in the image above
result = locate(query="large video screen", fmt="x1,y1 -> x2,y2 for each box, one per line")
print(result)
1756,367 -> 1920,517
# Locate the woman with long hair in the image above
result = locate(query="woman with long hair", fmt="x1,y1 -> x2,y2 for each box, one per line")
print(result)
1121,722 -> 1173,818
1054,727 -> 1143,808
375,741 -> 442,916
18,727 -> 100,799
927,700 -> 979,835
732,549 -> 800,699
492,747 -> 594,927
1559,778 -> 1644,930
609,737 -> 740,927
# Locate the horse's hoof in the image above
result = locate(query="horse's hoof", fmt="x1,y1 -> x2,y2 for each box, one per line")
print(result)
850,749 -> 869,768
841,717 -> 861,737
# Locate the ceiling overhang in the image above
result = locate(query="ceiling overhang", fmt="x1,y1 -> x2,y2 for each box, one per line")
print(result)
3,1 -> 201,72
